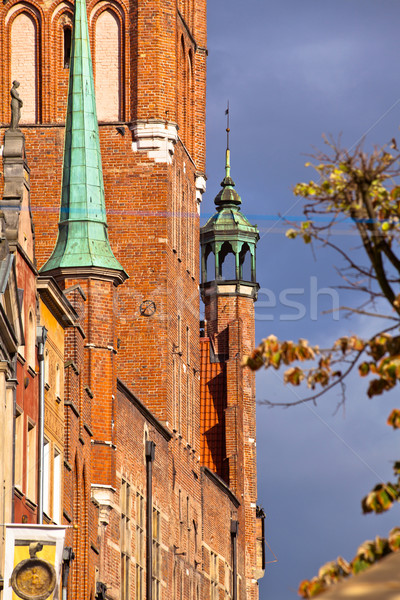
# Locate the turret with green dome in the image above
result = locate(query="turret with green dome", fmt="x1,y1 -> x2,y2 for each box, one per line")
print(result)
200,126 -> 259,300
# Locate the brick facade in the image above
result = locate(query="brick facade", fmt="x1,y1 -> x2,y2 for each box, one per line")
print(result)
0,1 -> 264,600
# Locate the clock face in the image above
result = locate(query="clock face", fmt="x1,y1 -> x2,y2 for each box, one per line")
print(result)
11,558 -> 56,600
140,300 -> 157,317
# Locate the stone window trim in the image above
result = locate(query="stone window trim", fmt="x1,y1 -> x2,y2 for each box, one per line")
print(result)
121,478 -> 131,600
135,490 -> 145,600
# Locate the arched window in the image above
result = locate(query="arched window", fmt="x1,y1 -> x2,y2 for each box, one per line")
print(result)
56,363 -> 61,399
72,456 -> 80,594
63,26 -> 72,68
44,349 -> 50,385
178,36 -> 187,143
187,49 -> 194,153
95,10 -> 121,121
10,12 -> 38,123
239,243 -> 252,281
219,242 -> 236,280
26,311 -> 35,368
82,465 -> 88,591
204,246 -> 215,282
53,447 -> 61,523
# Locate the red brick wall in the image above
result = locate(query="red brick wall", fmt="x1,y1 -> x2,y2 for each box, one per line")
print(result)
203,293 -> 259,600
1,1 -> 260,599
62,285 -> 98,600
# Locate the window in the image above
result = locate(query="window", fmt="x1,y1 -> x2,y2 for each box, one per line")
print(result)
135,492 -> 144,600
239,244 -> 252,282
191,200 -> 195,274
177,360 -> 182,433
219,242 -> 236,281
43,438 -> 50,516
63,27 -> 71,68
172,355 -> 177,430
187,52 -> 193,153
27,421 -> 36,501
224,562 -> 232,600
44,350 -> 49,385
172,171 -> 177,251
205,247 -> 215,282
152,507 -> 161,600
210,552 -> 218,600
55,363 -> 61,400
173,563 -> 177,599
193,520 -> 198,556
185,186 -> 189,265
14,410 -> 23,490
11,12 -> 38,123
53,448 -> 61,523
186,372 -> 190,442
177,315 -> 182,352
191,376 -> 195,447
121,479 -> 131,600
26,311 -> 35,368
177,170 -> 182,256
179,36 -> 187,145
95,10 -> 121,121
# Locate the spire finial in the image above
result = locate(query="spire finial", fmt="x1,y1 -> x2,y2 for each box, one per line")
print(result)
40,0 -> 127,279
225,101 -> 230,178
214,102 -> 241,209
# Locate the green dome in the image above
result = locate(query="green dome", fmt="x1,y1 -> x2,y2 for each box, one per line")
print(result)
203,204 -> 255,234
214,174 -> 241,208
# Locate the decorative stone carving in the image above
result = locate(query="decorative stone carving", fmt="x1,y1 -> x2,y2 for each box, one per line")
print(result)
130,120 -> 178,164
10,542 -> 57,600
91,484 -> 115,525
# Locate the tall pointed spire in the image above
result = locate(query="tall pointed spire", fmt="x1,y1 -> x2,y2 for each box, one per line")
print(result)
41,0 -> 126,278
214,103 -> 241,209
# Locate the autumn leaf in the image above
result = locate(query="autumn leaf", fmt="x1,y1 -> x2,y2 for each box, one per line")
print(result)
362,483 -> 399,514
388,527 -> 400,551
358,362 -> 370,376
387,409 -> 400,429
284,367 -> 305,386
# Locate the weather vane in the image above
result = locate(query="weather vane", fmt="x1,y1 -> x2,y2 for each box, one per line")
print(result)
225,100 -> 230,150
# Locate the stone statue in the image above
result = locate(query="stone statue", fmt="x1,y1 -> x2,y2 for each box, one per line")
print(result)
10,81 -> 23,130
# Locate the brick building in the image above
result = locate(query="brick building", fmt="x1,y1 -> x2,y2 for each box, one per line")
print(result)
0,0 -> 265,599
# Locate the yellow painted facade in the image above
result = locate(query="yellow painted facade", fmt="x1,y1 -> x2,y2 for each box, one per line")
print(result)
39,298 -> 67,525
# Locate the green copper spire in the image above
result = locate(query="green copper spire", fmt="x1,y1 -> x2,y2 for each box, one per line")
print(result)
41,0 -> 126,277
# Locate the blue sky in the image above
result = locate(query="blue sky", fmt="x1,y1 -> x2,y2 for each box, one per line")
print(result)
205,2 -> 400,598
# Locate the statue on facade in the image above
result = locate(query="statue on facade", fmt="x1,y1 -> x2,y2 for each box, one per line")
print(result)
10,81 -> 23,130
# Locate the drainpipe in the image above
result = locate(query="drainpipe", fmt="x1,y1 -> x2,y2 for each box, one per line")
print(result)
10,355 -> 18,523
231,520 -> 238,600
145,440 -> 156,600
62,547 -> 75,600
37,326 -> 47,524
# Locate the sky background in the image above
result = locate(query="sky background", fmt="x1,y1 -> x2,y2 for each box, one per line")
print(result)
205,2 -> 400,599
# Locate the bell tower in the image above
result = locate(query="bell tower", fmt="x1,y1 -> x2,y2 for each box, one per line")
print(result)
200,135 -> 259,340
200,129 -> 260,600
